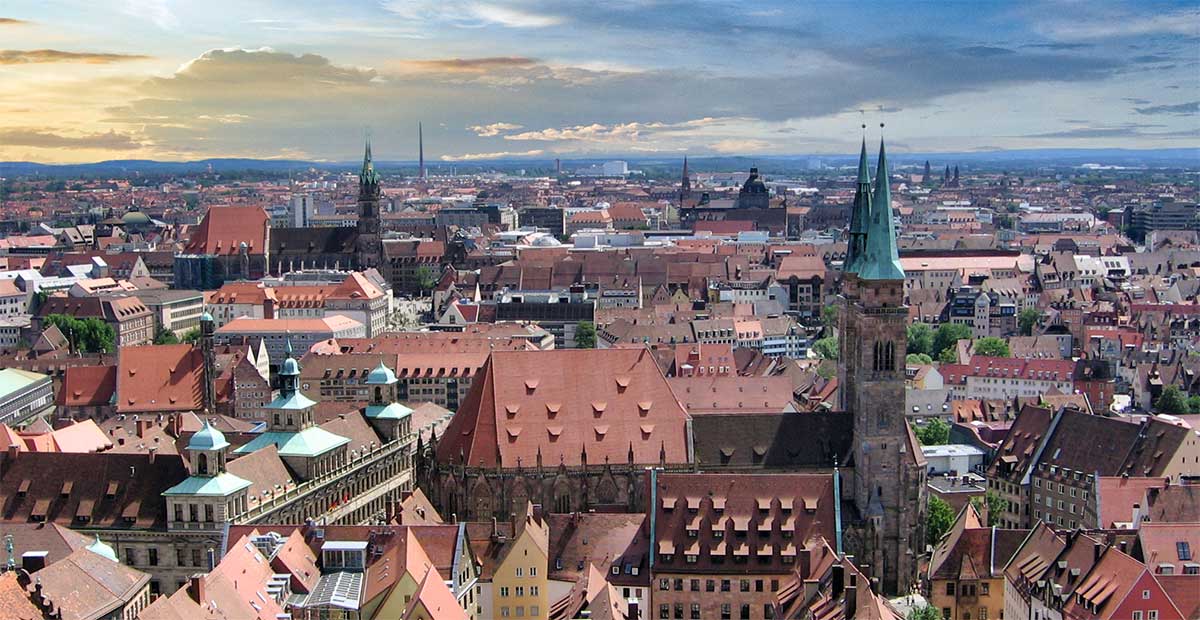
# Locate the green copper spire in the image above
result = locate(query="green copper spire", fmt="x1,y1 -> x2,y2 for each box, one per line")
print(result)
844,138 -> 873,274
359,137 -> 380,192
858,137 -> 905,281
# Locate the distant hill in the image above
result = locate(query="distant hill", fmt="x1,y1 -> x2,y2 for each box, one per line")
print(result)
1,148 -> 1196,178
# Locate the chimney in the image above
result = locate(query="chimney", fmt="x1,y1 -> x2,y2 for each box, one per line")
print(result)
1093,542 -> 1104,563
7,444 -> 18,462
831,563 -> 844,598
843,569 -> 857,619
187,574 -> 206,603
1131,502 -> 1140,526
21,551 -> 48,573
136,419 -> 151,438
148,446 -> 158,464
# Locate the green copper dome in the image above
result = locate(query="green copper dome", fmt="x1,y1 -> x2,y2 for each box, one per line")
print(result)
187,421 -> 229,452
87,536 -> 118,562
365,361 -> 398,385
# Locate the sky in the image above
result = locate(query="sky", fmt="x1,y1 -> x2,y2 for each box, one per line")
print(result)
0,0 -> 1197,163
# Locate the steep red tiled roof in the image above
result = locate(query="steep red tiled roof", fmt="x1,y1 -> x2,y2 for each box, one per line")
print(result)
35,545 -> 150,620
0,451 -> 187,529
436,348 -> 691,468
183,206 -> 269,255
57,365 -> 116,407
115,344 -> 204,414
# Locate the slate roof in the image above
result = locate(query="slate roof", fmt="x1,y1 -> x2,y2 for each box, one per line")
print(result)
690,412 -> 852,470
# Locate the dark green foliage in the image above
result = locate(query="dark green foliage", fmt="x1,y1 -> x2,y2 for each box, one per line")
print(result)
927,495 -> 955,546
916,418 -> 950,446
575,321 -> 597,349
42,314 -> 115,353
907,322 -> 933,356
933,323 -> 971,360
973,337 -> 1011,358
813,336 -> 838,360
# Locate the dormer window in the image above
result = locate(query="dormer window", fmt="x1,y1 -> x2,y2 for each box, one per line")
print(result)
322,541 -> 367,572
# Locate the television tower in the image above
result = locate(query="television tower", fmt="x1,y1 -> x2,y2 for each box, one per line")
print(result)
418,122 -> 426,180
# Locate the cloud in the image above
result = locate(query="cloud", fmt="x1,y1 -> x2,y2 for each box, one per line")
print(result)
0,49 -> 151,64
440,149 -> 544,161
1032,7 -> 1200,40
1022,123 -> 1171,139
0,128 -> 143,150
957,46 -> 1015,57
1134,101 -> 1200,116
123,0 -> 177,29
395,57 -> 538,73
503,118 -> 742,143
710,138 -> 772,153
381,1 -> 562,28
0,17 -> 28,25
468,122 -> 524,136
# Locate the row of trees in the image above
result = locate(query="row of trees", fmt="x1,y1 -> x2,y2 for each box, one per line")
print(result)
1156,385 -> 1200,414
41,314 -> 115,353
907,322 -> 1013,363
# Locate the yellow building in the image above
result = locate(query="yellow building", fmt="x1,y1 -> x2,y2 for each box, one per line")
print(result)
927,505 -> 1027,620
491,502 -> 550,620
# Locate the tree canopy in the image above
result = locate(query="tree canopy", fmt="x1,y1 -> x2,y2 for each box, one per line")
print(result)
1018,307 -> 1042,336
932,323 -> 971,361
154,328 -> 180,345
927,495 -> 955,546
908,606 -> 943,620
575,321 -> 597,349
42,314 -> 115,353
916,418 -> 950,445
907,322 -> 933,356
1155,385 -> 1189,414
974,337 -> 1011,357
906,353 -> 933,365
813,336 -> 838,360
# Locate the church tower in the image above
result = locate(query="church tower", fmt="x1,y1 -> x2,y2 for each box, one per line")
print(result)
356,139 -> 382,270
840,134 -> 926,595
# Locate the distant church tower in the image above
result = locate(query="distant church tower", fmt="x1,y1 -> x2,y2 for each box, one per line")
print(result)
418,122 -> 426,180
356,139 -> 382,270
839,132 -> 926,595
680,155 -> 691,201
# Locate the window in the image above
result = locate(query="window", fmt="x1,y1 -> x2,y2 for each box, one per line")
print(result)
721,603 -> 731,620
148,547 -> 158,566
515,586 -> 524,597
1143,589 -> 1151,599
1149,611 -> 1158,620
674,579 -> 684,591
192,549 -> 202,568
706,580 -> 715,592
691,603 -> 701,619
721,579 -> 731,592
659,605 -> 669,619
946,583 -> 956,596
740,579 -> 750,592
756,579 -> 764,592
501,607 -> 510,618
516,567 -> 523,577
979,607 -> 987,620
500,586 -> 510,597
125,548 -> 136,565
675,603 -> 684,619
659,579 -> 669,591
530,586 -> 538,596
691,579 -> 700,592
1133,612 -> 1143,620
981,583 -> 989,596
741,604 -> 751,619
530,566 -> 537,577
530,606 -> 539,617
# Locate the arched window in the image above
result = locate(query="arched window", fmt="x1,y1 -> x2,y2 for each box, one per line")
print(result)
197,453 -> 209,474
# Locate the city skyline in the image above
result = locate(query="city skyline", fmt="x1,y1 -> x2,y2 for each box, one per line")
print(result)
0,0 -> 1197,163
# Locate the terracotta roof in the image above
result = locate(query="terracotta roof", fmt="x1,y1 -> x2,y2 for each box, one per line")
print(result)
653,473 -> 837,574
34,545 -> 150,620
546,512 -> 647,584
436,348 -> 691,468
0,451 -> 187,529
0,572 -> 49,620
115,344 -> 204,414
0,523 -> 91,566
183,206 -> 270,255
57,366 -> 116,408
669,375 -> 797,414
226,445 -> 296,510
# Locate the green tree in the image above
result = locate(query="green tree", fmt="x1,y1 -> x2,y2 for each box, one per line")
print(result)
908,606 -> 942,620
42,314 -> 116,353
154,328 -> 180,345
970,491 -> 1006,527
927,495 -> 955,545
906,353 -> 933,365
1155,385 -> 1189,414
414,265 -> 438,296
933,323 -> 971,360
907,322 -> 933,356
916,418 -> 950,446
575,321 -> 597,349
974,337 -> 1011,358
1188,395 -> 1200,415
939,346 -> 960,364
181,329 -> 200,344
820,305 -> 839,338
812,336 -> 838,360
1018,307 -> 1042,336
